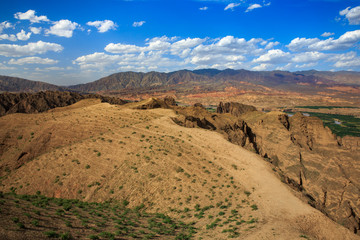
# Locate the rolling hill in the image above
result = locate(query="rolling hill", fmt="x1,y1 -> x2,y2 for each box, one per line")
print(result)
0,96 -> 359,239
0,75 -> 66,92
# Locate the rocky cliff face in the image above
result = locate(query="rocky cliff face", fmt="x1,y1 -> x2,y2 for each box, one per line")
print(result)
171,101 -> 360,235
217,102 -> 257,117
0,91 -> 127,117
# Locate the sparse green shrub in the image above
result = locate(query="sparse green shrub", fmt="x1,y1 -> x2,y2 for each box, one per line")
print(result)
251,204 -> 258,210
31,220 -> 39,227
44,231 -> 60,238
60,232 -> 73,240
88,235 -> 99,240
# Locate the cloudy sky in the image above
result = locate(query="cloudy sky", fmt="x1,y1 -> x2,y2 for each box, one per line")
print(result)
0,0 -> 359,85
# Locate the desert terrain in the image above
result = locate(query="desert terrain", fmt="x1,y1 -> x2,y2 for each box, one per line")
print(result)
0,96 -> 359,239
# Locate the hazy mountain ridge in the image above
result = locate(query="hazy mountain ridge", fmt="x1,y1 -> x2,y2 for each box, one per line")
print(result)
68,69 -> 349,93
1,69 -> 359,94
0,75 -> 66,92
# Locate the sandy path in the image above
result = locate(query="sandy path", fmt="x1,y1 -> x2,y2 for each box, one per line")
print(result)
152,108 -> 359,240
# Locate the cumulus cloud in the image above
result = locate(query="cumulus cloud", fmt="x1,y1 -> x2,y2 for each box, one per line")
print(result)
29,27 -> 42,34
245,4 -> 262,12
87,20 -> 117,33
73,52 -> 123,70
321,32 -> 334,37
331,51 -> 360,68
252,63 -> 271,71
199,6 -> 208,11
291,51 -> 325,63
0,41 -> 63,57
14,10 -> 49,23
133,21 -> 146,27
340,6 -> 360,25
0,21 -> 13,33
8,56 -> 58,65
46,20 -> 79,38
0,34 -> 17,41
224,3 -> 241,11
253,49 -> 290,63
16,30 -> 31,41
105,43 -> 144,54
92,35 -> 281,72
287,30 -> 360,51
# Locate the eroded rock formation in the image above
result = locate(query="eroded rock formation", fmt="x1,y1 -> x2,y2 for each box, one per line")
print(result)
216,102 -> 257,117
172,101 -> 360,235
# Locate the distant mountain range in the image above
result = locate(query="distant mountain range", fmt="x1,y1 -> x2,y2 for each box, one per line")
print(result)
1,69 -> 360,94
0,75 -> 66,92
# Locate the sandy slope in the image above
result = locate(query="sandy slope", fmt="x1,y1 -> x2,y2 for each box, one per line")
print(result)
0,100 -> 358,239
152,109 -> 358,240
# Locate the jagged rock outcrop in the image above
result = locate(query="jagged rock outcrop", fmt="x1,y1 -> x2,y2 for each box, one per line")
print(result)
172,101 -> 360,235
241,111 -> 360,234
0,91 -> 127,117
134,97 -> 177,109
193,103 -> 204,108
217,102 -> 257,117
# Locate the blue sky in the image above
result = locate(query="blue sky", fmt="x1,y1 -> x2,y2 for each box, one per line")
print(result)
0,0 -> 360,85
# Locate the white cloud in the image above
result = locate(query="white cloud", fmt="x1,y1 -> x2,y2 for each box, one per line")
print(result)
29,27 -> 42,34
287,30 -> 360,51
321,32 -> 334,37
146,36 -> 172,51
87,20 -> 117,33
252,63 -> 271,71
0,21 -> 13,33
291,51 -> 325,63
0,41 -> 63,57
295,63 -> 317,69
171,37 -> 206,57
100,35 -> 278,71
224,3 -> 241,11
75,32 -> 360,73
0,63 -> 16,70
0,34 -> 17,41
14,10 -> 49,23
73,52 -> 123,70
8,56 -> 58,65
105,43 -> 144,53
253,49 -> 290,63
133,21 -> 146,27
45,67 -> 64,71
46,20 -> 78,38
199,6 -> 208,11
245,4 -> 262,12
16,30 -> 31,41
330,51 -> 360,68
340,6 -> 360,25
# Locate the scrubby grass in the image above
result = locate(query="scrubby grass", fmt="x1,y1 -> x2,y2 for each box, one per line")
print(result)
0,192 -> 196,239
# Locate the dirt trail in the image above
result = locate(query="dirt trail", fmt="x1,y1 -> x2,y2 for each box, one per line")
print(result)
151,108 -> 359,240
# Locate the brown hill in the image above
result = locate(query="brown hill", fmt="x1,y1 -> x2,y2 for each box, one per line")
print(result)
0,75 -> 66,92
0,98 -> 359,239
68,69 -> 353,94
0,91 -> 127,117
297,70 -> 360,86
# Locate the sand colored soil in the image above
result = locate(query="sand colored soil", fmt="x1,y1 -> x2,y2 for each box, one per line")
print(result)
0,99 -> 358,239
